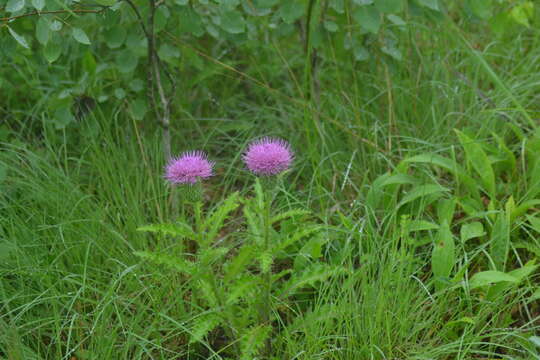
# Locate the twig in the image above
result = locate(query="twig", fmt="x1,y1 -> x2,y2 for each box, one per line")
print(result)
1,8 -> 106,22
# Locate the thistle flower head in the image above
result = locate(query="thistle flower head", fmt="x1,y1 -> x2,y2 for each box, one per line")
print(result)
243,137 -> 293,176
164,151 -> 214,185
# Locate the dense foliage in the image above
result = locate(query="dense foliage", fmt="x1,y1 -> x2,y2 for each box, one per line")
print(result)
1,0 -> 540,359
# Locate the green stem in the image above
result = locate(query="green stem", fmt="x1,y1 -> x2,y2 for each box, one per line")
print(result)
262,189 -> 273,357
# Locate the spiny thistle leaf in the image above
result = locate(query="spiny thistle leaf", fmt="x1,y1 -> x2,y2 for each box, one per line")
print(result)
281,264 -> 347,298
240,325 -> 271,360
224,245 -> 256,282
199,246 -> 230,266
134,251 -> 195,275
271,209 -> 311,225
276,225 -> 326,252
137,222 -> 196,240
243,202 -> 262,244
203,192 -> 240,244
189,313 -> 222,344
226,275 -> 259,305
258,251 -> 273,274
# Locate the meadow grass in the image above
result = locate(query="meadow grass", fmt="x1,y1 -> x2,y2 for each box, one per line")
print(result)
1,13 -> 540,360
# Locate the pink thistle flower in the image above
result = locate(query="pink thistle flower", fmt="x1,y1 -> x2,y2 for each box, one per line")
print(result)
243,137 -> 293,176
164,151 -> 214,185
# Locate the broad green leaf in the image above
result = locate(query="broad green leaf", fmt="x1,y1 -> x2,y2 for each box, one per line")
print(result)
116,50 -> 138,73
254,0 -> 279,7
36,17 -> 50,45
354,46 -> 369,61
455,130 -> 496,198
460,222 -> 485,242
398,184 -> 449,208
31,0 -> 44,10
407,220 -> 439,232
437,198 -> 456,225
329,0 -> 344,13
158,43 -> 180,63
374,0 -> 403,13
154,6 -> 169,32
469,270 -> 518,289
531,288 -> 540,302
44,39 -> 61,62
8,27 -> 29,49
467,0 -> 492,20
381,42 -> 402,60
387,14 -> 406,25
279,1 -> 305,24
431,222 -> 455,283
6,0 -> 25,12
95,0 -> 115,5
510,2 -> 534,27
104,26 -> 126,49
490,212 -> 509,271
49,20 -> 62,31
129,98 -> 147,120
219,10 -> 245,34
354,5 -> 381,34
416,0 -> 439,11
323,20 -> 339,32
72,27 -> 91,45
53,107 -> 75,129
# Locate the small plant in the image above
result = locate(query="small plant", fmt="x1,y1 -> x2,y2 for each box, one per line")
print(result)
135,139 -> 343,358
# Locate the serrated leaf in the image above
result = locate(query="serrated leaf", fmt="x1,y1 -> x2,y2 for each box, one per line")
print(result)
281,264 -> 346,297
271,209 -> 311,225
277,225 -> 325,252
72,27 -> 90,45
224,245 -> 255,282
189,314 -> 221,343
469,270 -> 518,289
204,192 -> 240,244
137,222 -> 196,239
240,326 -> 271,360
134,251 -> 196,275
6,0 -> 25,13
8,27 -> 29,49
354,5 -> 381,34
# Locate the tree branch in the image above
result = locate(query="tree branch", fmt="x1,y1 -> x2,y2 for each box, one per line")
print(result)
1,8 -> 106,22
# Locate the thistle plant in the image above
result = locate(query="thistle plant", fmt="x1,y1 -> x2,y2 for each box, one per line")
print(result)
135,140 -> 343,358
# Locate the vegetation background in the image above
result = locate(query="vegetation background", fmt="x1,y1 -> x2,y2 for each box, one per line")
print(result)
1,0 -> 540,358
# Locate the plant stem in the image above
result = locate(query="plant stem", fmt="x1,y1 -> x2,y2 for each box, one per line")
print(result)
262,188 -> 272,357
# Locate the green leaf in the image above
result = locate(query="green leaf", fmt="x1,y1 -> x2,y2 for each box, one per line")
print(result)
279,1 -> 305,24
31,0 -> 44,10
510,2 -> 534,27
72,28 -> 91,45
431,222 -> 455,285
49,20 -> 62,31
407,220 -> 439,232
8,27 -> 29,49
467,0 -> 493,20
219,10 -> 246,34
240,326 -> 271,360
158,43 -> 180,63
323,20 -> 339,32
469,270 -> 518,289
36,17 -> 50,45
416,0 -> 439,11
104,26 -> 126,49
455,130 -> 496,198
134,251 -> 196,275
137,222 -> 196,239
95,0 -> 115,5
44,39 -> 61,62
374,0 -> 403,13
460,222 -> 485,242
354,46 -> 369,61
204,192 -> 240,244
490,212 -> 509,271
129,98 -> 147,121
224,245 -> 255,282
354,5 -> 381,34
271,209 -> 311,225
116,50 -> 139,73
6,0 -> 25,13
189,313 -> 221,344
398,184 -> 449,208
53,107 -> 75,129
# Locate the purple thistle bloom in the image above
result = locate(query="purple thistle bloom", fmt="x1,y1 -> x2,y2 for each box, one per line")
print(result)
243,137 -> 293,176
165,151 -> 214,185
